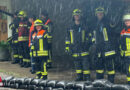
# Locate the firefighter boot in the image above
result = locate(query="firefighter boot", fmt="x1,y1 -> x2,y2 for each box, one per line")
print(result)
108,75 -> 115,83
75,73 -> 83,81
96,73 -> 104,79
35,72 -> 41,79
83,74 -> 90,81
40,75 -> 47,80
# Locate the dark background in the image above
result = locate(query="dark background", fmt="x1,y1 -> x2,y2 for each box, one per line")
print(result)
10,0 -> 130,68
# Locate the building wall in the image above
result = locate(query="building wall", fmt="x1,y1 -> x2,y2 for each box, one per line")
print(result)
0,0 -> 12,39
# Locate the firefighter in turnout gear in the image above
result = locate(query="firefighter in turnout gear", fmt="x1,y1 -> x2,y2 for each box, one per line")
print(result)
41,11 -> 53,68
31,19 -> 48,79
65,9 -> 92,81
92,7 -> 116,83
9,12 -> 20,64
120,13 -> 130,85
18,10 -> 30,67
28,15 -> 36,74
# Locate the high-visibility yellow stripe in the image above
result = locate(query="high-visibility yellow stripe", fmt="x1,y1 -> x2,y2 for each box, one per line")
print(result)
39,39 -> 43,51
125,51 -> 130,56
76,70 -> 82,73
36,71 -> 41,75
47,59 -> 52,63
65,41 -> 70,44
44,62 -> 47,74
18,37 -> 29,41
129,64 -> 130,73
31,46 -> 34,50
72,53 -> 79,57
47,35 -> 52,39
81,52 -> 89,56
103,28 -> 108,41
127,77 -> 130,81
126,38 -> 130,50
107,70 -> 115,75
65,47 -> 69,51
105,51 -> 116,56
37,51 -> 48,54
83,70 -> 90,74
70,30 -> 74,44
19,56 -> 23,58
13,40 -> 18,43
82,30 -> 85,42
13,55 -> 19,58
44,34 -> 48,38
96,70 -> 104,73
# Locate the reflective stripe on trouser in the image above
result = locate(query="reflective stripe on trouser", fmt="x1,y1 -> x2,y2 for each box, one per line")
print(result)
96,55 -> 115,79
18,41 -> 30,65
73,56 -> 90,77
125,57 -> 130,82
34,56 -> 48,79
47,49 -> 52,63
12,42 -> 19,62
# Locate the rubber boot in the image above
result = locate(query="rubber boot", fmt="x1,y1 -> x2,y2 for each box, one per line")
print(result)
83,74 -> 90,81
75,73 -> 83,81
36,72 -> 41,79
108,75 -> 115,83
96,73 -> 104,79
40,75 -> 47,80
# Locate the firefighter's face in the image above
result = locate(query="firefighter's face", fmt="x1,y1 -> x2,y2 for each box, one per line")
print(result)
36,25 -> 42,31
96,13 -> 104,20
29,18 -> 33,23
125,20 -> 130,27
74,15 -> 80,21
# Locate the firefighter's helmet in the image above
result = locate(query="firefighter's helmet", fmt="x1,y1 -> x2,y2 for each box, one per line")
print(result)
95,7 -> 105,15
18,10 -> 27,17
34,19 -> 44,26
123,13 -> 130,21
72,9 -> 82,16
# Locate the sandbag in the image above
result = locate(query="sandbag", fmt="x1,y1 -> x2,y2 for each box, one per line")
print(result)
3,76 -> 14,87
111,84 -> 130,90
65,81 -> 76,89
47,80 -> 58,88
92,79 -> 112,88
75,82 -> 85,90
56,81 -> 67,89
39,80 -> 49,87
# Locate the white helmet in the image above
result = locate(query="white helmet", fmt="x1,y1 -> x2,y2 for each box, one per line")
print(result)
123,13 -> 130,21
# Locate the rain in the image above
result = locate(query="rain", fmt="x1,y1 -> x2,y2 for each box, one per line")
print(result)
0,0 -> 130,89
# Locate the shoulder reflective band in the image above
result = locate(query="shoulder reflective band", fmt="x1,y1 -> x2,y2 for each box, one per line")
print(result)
103,28 -> 108,41
105,51 -> 116,56
107,70 -> 115,75
70,30 -> 74,44
126,38 -> 130,50
81,52 -> 89,56
127,77 -> 130,81
83,70 -> 90,74
76,70 -> 82,74
82,30 -> 85,42
65,40 -> 70,44
39,39 -> 43,51
96,70 -> 104,73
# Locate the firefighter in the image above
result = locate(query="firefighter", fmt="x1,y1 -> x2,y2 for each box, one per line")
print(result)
17,10 -> 30,68
120,13 -> 130,84
92,7 -> 116,83
31,19 -> 48,79
28,14 -> 36,74
9,11 -> 20,64
65,9 -> 92,81
41,11 -> 53,68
